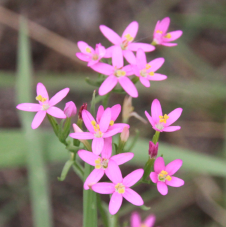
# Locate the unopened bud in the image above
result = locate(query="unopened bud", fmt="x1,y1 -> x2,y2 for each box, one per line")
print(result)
78,103 -> 87,119
120,126 -> 129,142
149,141 -> 158,159
64,101 -> 77,118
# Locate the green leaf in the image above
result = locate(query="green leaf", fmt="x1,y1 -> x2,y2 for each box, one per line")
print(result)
57,160 -> 74,181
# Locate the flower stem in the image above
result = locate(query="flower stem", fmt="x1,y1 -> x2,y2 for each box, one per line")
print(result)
152,131 -> 160,144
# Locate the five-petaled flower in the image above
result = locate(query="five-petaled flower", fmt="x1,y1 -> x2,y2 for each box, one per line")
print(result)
16,83 -> 69,129
152,17 -> 183,47
92,168 -> 144,215
131,212 -> 157,227
150,157 -> 184,195
145,99 -> 182,132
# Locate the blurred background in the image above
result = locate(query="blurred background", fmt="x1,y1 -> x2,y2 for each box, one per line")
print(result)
0,0 -> 226,226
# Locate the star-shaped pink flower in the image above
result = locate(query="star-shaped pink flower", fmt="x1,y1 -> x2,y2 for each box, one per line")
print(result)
131,212 -> 157,227
16,83 -> 69,129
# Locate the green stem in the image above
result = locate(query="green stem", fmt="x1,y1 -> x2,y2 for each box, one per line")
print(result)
72,162 -> 84,181
97,194 -> 109,227
126,130 -> 140,152
152,131 -> 160,144
102,93 -> 110,109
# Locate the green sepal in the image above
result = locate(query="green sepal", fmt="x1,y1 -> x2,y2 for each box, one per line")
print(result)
140,204 -> 151,211
47,114 -> 59,137
57,160 -> 74,181
131,76 -> 139,84
142,158 -> 155,181
62,117 -> 71,138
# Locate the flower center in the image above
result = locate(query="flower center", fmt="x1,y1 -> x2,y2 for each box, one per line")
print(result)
42,104 -> 50,111
156,30 -> 163,34
114,69 -> 126,77
92,53 -> 99,61
91,120 -> 103,138
115,183 -> 125,194
86,47 -> 91,53
94,157 -> 109,169
36,95 -> 47,103
120,34 -> 133,50
158,170 -> 172,182
159,114 -> 169,124
164,33 -> 171,39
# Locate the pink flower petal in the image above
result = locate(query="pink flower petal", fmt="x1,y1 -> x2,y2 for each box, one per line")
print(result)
166,176 -> 184,187
112,46 -> 123,68
77,41 -> 94,53
165,159 -> 183,175
69,132 -> 94,140
161,42 -> 177,47
131,212 -> 141,227
165,108 -> 183,127
16,103 -> 41,112
145,111 -> 155,128
154,157 -> 165,173
111,104 -> 121,121
147,73 -> 167,81
99,76 -> 118,96
82,110 -> 95,133
140,77 -> 150,87
96,43 -> 106,58
87,59 -> 99,67
123,50 -> 136,64
103,127 -> 122,138
77,150 -> 98,166
92,137 -> 104,155
122,21 -> 138,41
36,83 -> 49,101
110,152 -> 134,165
119,77 -> 138,98
48,88 -> 69,106
136,48 -> 147,69
162,30 -> 183,42
96,105 -> 104,123
105,160 -> 122,183
91,62 -> 113,75
104,46 -> 114,58
84,169 -> 104,190
123,169 -> 144,187
157,181 -> 168,195
123,188 -> 144,206
76,53 -> 90,62
150,172 -> 158,183
144,214 -> 156,226
151,99 -> 162,123
31,111 -> 46,129
99,108 -> 111,132
47,107 -> 66,118
162,126 -> 181,132
109,192 -> 123,215
148,58 -> 165,72
72,123 -> 83,133
110,123 -> 129,132
159,17 -> 170,34
100,25 -> 121,45
129,43 -> 155,52
101,137 -> 112,159
92,182 -> 115,194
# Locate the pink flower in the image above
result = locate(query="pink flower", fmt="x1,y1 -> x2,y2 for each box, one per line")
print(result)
92,168 -> 144,215
100,21 -> 155,63
16,83 -> 69,129
149,141 -> 158,159
150,157 -> 184,195
132,49 -> 167,87
131,212 -> 156,227
76,41 -> 106,66
78,138 -> 134,189
91,46 -> 138,97
153,17 -> 183,46
145,99 -> 182,132
64,101 -> 77,118
69,108 -> 122,155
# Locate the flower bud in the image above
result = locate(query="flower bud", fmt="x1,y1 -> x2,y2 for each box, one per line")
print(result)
120,126 -> 129,142
64,101 -> 77,118
149,141 -> 158,159
78,103 -> 87,119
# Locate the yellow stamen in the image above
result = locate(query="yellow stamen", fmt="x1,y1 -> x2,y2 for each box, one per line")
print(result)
36,95 -> 47,103
159,114 -> 169,124
149,71 -> 154,76
116,70 -> 126,77
91,120 -> 96,126
165,33 -> 171,39
141,224 -> 148,227
86,47 -> 91,53
166,175 -> 172,181
124,34 -> 133,42
156,30 -> 162,34
145,64 -> 151,69
115,183 -> 125,194
95,158 -> 101,169
109,120 -> 114,126
158,170 -> 172,182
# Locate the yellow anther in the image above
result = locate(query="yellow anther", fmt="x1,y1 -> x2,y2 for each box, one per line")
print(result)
161,170 -> 168,175
165,33 -> 171,39
109,120 -> 114,126
156,30 -> 163,34
124,34 -> 133,42
166,175 -> 172,181
36,95 -> 47,103
149,71 -> 154,76
145,64 -> 151,69
116,70 -> 126,77
159,114 -> 169,124
95,164 -> 101,169
86,47 -> 91,53
95,158 -> 102,169
159,174 -> 164,178
115,183 -> 125,194
141,224 -> 148,227
91,120 -> 96,126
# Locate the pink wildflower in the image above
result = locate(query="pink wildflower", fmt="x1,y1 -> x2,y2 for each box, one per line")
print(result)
150,157 -> 184,195
70,108 -> 122,155
100,21 -> 155,63
132,49 -> 167,87
16,83 -> 69,129
131,212 -> 156,227
92,168 -> 144,215
78,138 -> 134,189
76,41 -> 106,66
145,99 -> 182,132
64,101 -> 77,118
153,17 -> 183,47
91,46 -> 138,97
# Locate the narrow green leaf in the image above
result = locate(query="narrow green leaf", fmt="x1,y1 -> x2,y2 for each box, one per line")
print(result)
58,160 -> 74,181
90,90 -> 96,117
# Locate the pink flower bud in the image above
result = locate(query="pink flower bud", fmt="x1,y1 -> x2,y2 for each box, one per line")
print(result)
64,101 -> 77,118
149,141 -> 158,159
78,103 -> 87,119
120,126 -> 129,142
